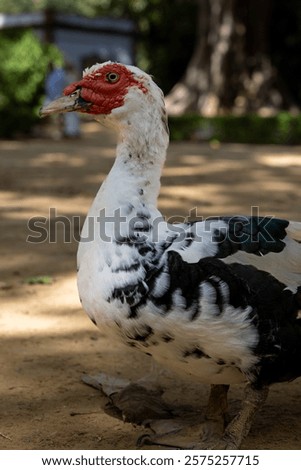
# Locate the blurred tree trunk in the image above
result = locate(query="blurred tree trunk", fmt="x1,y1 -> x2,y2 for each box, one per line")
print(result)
165,0 -> 296,116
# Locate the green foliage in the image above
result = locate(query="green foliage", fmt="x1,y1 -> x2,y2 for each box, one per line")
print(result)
0,29 -> 62,137
23,275 -> 53,285
169,113 -> 301,145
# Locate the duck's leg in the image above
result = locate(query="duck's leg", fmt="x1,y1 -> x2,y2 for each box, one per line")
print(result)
215,384 -> 269,450
202,384 -> 230,441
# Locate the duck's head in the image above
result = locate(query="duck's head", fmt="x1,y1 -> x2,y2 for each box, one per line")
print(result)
40,61 -> 165,127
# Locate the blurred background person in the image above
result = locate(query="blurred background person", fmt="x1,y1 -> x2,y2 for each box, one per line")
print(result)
44,61 -> 80,139
63,62 -> 81,139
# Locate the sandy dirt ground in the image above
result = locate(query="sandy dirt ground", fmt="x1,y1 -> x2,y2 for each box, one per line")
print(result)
1,121 -> 301,450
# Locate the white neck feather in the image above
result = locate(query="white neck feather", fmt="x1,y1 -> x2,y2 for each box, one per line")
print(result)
97,88 -> 169,212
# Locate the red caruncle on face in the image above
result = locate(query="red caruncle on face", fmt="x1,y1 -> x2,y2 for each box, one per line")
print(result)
63,63 -> 148,115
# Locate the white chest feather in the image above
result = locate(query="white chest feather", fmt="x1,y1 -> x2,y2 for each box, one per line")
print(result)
78,234 -> 259,385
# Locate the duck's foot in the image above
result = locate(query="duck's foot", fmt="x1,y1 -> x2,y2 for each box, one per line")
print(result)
137,384 -> 229,449
137,414 -> 226,449
82,372 -> 173,424
138,384 -> 268,450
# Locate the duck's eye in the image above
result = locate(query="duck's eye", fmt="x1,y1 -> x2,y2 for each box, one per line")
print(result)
106,72 -> 120,83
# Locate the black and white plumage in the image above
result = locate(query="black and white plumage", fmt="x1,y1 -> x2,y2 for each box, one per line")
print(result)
41,62 -> 301,449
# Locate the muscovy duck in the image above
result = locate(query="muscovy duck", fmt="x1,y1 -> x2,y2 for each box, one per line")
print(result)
40,62 -> 301,449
